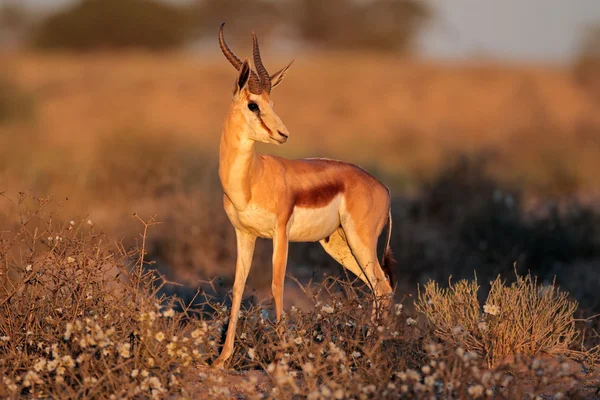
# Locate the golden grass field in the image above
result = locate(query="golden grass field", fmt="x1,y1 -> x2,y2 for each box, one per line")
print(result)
2,52 -> 600,198
1,52 -> 600,398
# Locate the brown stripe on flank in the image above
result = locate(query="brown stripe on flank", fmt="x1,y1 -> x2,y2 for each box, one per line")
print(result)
295,181 -> 344,208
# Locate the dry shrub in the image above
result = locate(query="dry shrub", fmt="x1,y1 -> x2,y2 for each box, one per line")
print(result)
204,276 -> 589,398
417,272 -> 581,368
0,197 -> 242,399
0,195 -> 596,398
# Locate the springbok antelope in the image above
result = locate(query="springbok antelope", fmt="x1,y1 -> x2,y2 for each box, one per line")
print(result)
213,23 -> 395,369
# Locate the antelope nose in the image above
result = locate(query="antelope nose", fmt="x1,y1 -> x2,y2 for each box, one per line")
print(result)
277,130 -> 289,139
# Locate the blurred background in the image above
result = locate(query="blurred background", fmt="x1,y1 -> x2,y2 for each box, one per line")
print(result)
0,0 -> 599,312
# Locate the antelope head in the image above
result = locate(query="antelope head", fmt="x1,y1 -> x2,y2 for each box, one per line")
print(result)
219,23 -> 294,145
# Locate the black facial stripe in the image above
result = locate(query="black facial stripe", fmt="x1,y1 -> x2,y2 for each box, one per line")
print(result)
258,115 -> 271,134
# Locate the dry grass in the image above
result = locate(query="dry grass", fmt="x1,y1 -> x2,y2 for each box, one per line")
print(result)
0,196 -> 598,399
416,273 -> 584,368
1,52 -> 599,196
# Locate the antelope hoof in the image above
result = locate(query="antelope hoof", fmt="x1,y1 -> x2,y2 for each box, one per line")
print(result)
211,357 -> 227,370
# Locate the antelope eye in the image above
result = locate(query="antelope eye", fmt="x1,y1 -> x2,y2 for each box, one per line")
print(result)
248,102 -> 259,112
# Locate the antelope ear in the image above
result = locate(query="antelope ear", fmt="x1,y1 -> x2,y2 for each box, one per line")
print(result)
270,59 -> 295,90
235,58 -> 251,93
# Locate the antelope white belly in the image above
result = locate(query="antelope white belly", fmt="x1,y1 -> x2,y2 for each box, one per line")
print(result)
289,195 -> 342,242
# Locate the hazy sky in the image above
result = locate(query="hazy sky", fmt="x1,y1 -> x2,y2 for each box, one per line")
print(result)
421,0 -> 600,62
10,0 -> 600,62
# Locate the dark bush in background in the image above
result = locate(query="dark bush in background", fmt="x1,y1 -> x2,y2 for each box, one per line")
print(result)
27,0 -> 430,53
291,0 -> 431,52
0,77 -> 35,124
189,0 -> 430,52
188,0 -> 281,46
388,156 -> 600,310
573,25 -> 600,102
31,0 -> 190,51
0,4 -> 28,33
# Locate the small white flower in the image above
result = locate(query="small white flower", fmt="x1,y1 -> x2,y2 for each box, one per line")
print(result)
191,329 -> 204,339
302,362 -> 314,374
351,351 -> 361,358
34,359 -> 47,372
87,219 -> 93,226
154,332 -> 165,342
26,264 -> 32,271
406,317 -> 417,326
483,304 -> 500,316
64,322 -> 74,340
147,376 -> 162,389
70,220 -> 75,226
294,336 -> 303,345
67,256 -> 75,263
394,303 -> 403,315
23,371 -> 42,387
467,384 -> 484,398
62,355 -> 75,368
321,304 -> 335,314
47,359 -> 59,371
118,343 -> 131,358
248,347 -> 256,360
162,308 -> 175,318
3,377 -> 17,392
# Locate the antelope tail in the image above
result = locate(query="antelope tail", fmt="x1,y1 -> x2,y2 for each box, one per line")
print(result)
381,208 -> 395,288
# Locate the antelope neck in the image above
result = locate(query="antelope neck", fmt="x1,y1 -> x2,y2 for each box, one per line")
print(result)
219,114 -> 261,210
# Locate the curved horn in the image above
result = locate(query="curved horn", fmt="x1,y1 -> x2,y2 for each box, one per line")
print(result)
252,32 -> 271,93
218,23 -> 263,94
219,23 -> 242,70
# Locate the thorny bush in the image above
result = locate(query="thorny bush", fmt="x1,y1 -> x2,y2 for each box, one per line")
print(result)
0,195 -> 225,398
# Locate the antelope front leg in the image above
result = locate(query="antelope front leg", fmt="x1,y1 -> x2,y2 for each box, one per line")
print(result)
272,225 -> 289,324
212,229 -> 256,369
